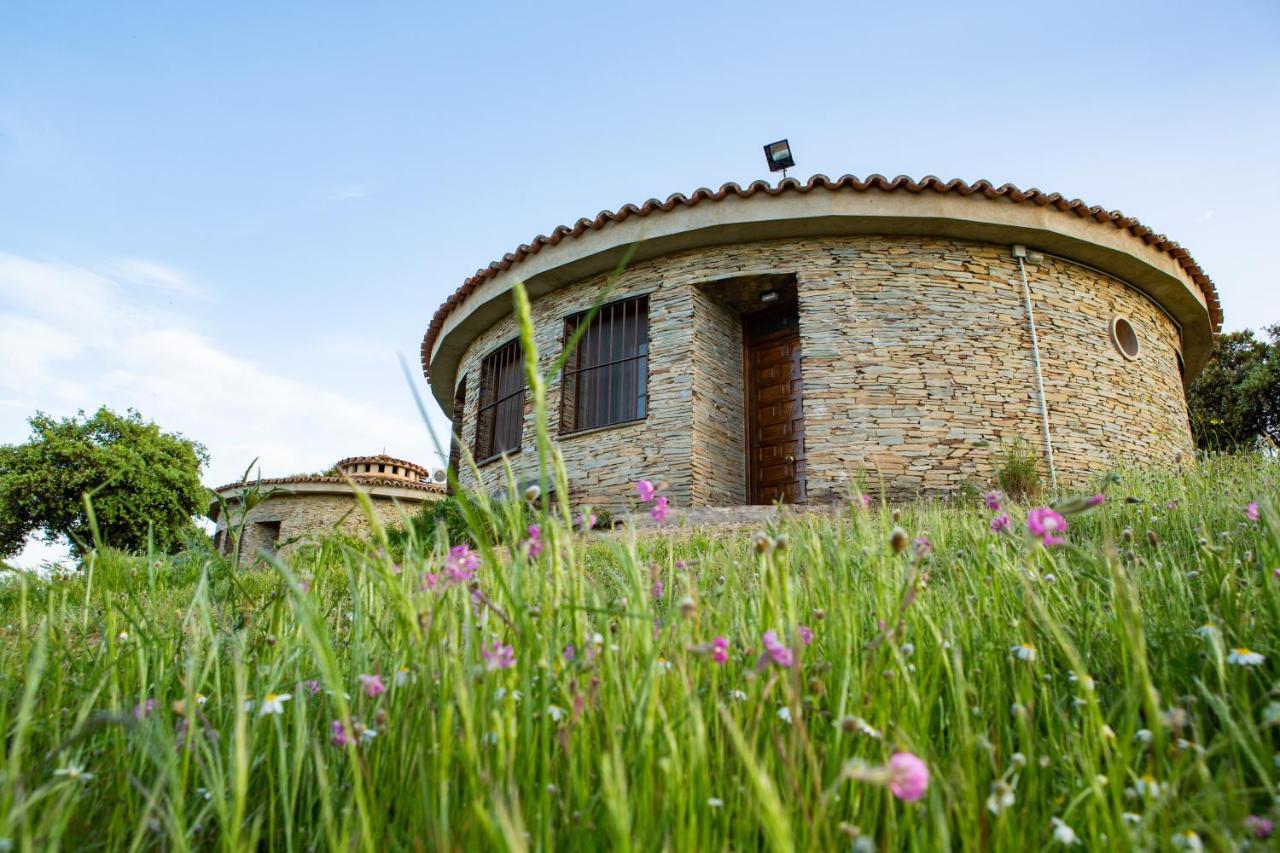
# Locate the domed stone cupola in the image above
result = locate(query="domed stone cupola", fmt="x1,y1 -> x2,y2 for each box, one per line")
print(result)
334,454 -> 431,483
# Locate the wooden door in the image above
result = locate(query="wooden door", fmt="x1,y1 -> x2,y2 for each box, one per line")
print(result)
745,306 -> 806,504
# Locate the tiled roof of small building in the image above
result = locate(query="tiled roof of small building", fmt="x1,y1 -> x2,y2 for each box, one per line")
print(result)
334,454 -> 430,475
419,173 -> 1223,377
212,474 -> 445,494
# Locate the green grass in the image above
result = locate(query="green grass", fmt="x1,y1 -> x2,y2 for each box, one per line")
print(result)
0,282 -> 1275,850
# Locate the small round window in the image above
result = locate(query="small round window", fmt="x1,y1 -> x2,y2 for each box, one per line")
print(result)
1110,316 -> 1140,360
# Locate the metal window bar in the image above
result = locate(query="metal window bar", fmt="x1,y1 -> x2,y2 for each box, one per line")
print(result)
560,296 -> 648,433
475,339 -> 525,459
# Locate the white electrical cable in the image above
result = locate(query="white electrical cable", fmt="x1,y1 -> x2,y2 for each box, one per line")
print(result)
1016,254 -> 1058,493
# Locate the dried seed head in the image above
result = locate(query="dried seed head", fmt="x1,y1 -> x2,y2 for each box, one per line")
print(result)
812,607 -> 826,622
892,509 -> 902,522
528,604 -> 542,619
679,596 -> 696,618
1147,529 -> 1159,547
523,484 -> 541,503
753,532 -> 773,554
1122,528 -> 1134,544
890,527 -> 909,554
373,708 -> 389,727
773,534 -> 789,552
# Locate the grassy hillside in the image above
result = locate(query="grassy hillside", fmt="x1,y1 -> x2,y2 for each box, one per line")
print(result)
0,452 -> 1276,850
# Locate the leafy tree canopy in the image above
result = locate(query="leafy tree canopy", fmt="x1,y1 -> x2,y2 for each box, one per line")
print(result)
0,407 -> 209,558
1187,324 -> 1279,451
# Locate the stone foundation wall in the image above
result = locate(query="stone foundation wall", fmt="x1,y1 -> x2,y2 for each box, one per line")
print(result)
212,492 -> 423,567
450,236 -> 1192,509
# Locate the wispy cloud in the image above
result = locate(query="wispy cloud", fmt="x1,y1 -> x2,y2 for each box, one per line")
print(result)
104,257 -> 208,298
327,183 -> 372,201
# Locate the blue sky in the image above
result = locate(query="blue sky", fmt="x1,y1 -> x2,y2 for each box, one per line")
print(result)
2,1 -> 1278,562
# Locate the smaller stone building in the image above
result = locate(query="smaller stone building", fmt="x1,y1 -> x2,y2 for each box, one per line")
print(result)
210,454 -> 445,566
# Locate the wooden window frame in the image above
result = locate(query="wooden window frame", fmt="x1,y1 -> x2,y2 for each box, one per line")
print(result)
448,376 -> 467,486
474,338 -> 525,464
559,294 -> 650,436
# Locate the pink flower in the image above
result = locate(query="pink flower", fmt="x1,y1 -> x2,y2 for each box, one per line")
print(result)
762,631 -> 794,668
1026,507 -> 1068,547
304,679 -> 322,697
482,642 -> 516,671
652,579 -> 664,600
1245,815 -> 1275,840
1085,494 -> 1106,507
711,636 -> 729,664
650,496 -> 670,522
563,644 -> 575,662
913,535 -> 932,557
525,524 -> 543,558
578,512 -> 597,531
887,752 -> 930,802
1274,568 -> 1280,581
445,544 -> 479,584
984,491 -> 1003,511
856,494 -> 872,510
991,513 -> 1011,533
798,626 -> 813,646
636,480 -> 657,502
358,674 -> 385,698
1245,501 -> 1260,521
421,572 -> 440,592
133,699 -> 155,719
331,719 -> 351,747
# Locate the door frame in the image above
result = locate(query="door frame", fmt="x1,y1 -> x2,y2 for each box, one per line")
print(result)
742,300 -> 804,505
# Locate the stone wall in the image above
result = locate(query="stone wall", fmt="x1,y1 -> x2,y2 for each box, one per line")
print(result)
450,236 -> 1192,509
212,491 -> 422,568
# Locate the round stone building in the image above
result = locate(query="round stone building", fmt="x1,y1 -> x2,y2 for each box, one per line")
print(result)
210,454 -> 445,565
421,174 -> 1222,509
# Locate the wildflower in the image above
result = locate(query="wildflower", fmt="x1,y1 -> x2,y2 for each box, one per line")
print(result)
729,689 -> 748,701
838,715 -> 882,739
1086,494 -> 1106,507
1011,752 -> 1026,767
1244,501 -> 1260,521
358,674 -> 386,697
711,636 -> 729,664
913,535 -> 932,557
523,483 -> 541,503
1135,775 -> 1161,799
134,699 -> 155,719
52,764 -> 93,782
986,780 -> 1015,813
1228,648 -> 1265,666
445,544 -> 479,584
563,644 -> 575,662
1011,643 -> 1037,662
650,496 -> 670,522
651,579 -> 664,599
525,525 -> 543,558
890,527 -> 909,554
1051,817 -> 1079,846
985,490 -> 1002,511
636,480 -> 657,502
546,705 -> 566,722
855,494 -> 872,509
1027,507 -> 1068,547
395,667 -> 413,686
1121,813 -> 1141,825
259,693 -> 291,716
900,642 -> 914,658
1245,815 -> 1275,840
1100,725 -> 1116,741
679,595 -> 696,618
762,631 -> 794,668
298,573 -> 313,593
798,626 -> 814,646
331,719 -> 352,747
196,693 -> 208,705
1171,829 -> 1202,851
117,631 -> 129,642
887,752 -> 929,802
707,797 -> 723,808
1195,624 -> 1214,639
1134,728 -> 1153,744
776,706 -> 792,724
655,657 -> 672,674
482,642 -> 516,671
991,513 -> 1011,533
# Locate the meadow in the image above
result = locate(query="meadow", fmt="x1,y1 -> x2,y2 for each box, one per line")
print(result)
1,286 -> 1277,851
0,449 -> 1275,851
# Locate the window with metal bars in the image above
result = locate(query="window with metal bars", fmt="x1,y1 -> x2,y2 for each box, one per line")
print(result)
448,377 -> 466,483
475,339 -> 525,461
560,295 -> 649,434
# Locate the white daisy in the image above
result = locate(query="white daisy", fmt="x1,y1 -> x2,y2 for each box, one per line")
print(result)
1134,774 -> 1161,799
777,706 -> 792,724
1011,643 -> 1037,662
1227,647 -> 1265,666
986,781 -> 1015,814
729,689 -> 748,702
546,704 -> 566,722
395,666 -> 413,686
195,694 -> 208,706
259,693 -> 291,715
1050,817 -> 1079,846
1134,728 -> 1153,744
53,764 -> 93,782
1171,829 -> 1203,851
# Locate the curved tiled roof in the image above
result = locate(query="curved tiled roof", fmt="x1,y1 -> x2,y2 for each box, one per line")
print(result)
212,474 -> 445,495
334,454 -> 430,475
419,173 -> 1223,377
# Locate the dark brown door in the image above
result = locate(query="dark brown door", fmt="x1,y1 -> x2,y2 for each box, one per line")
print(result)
745,305 -> 806,504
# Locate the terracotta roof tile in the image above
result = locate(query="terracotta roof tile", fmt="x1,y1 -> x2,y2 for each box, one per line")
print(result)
419,174 -> 1223,377
212,474 -> 445,495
